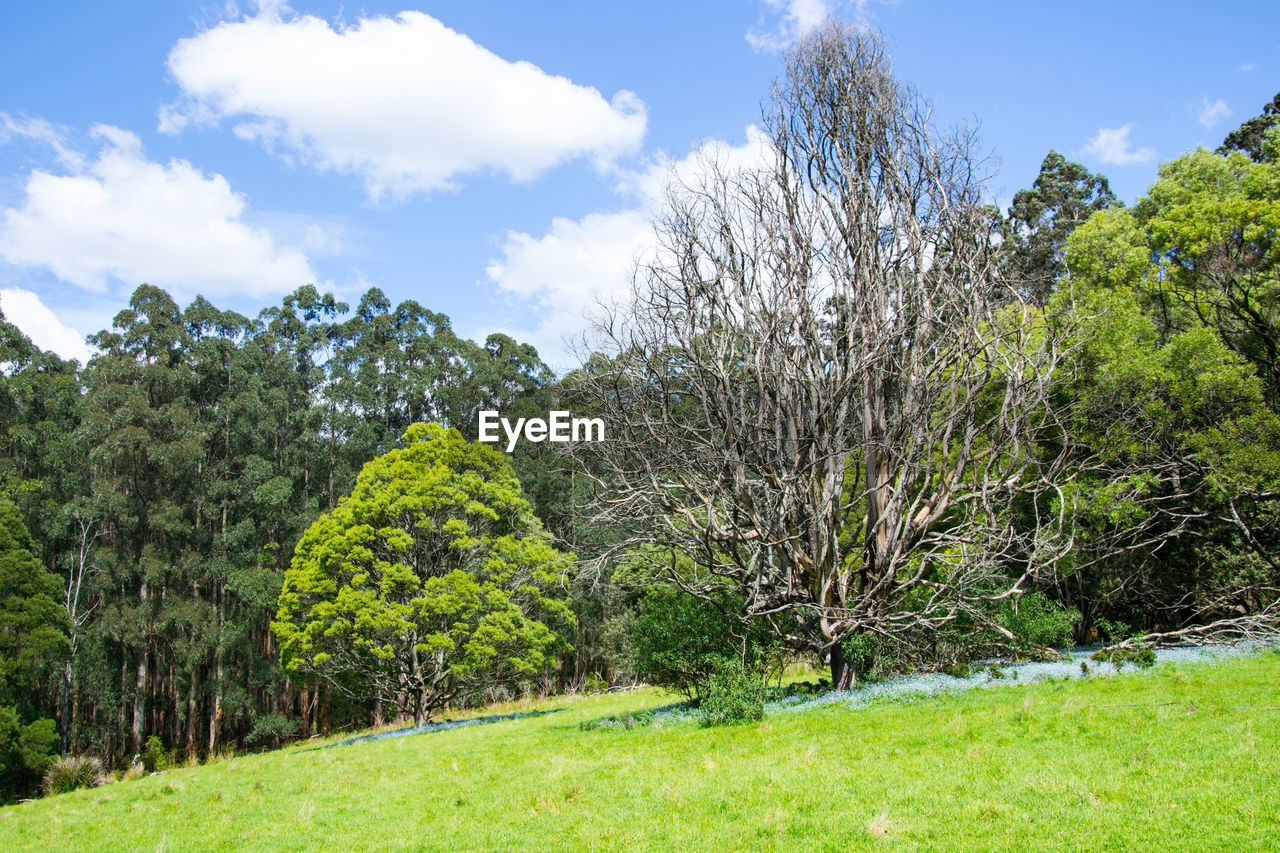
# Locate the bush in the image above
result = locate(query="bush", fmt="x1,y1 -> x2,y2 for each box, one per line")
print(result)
999,592 -> 1080,654
43,754 -> 104,795
141,735 -> 173,773
839,632 -> 913,683
699,658 -> 765,726
1091,646 -> 1156,669
246,713 -> 300,749
629,587 -> 779,699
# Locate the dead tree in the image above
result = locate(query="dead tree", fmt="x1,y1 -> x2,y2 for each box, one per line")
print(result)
570,24 -> 1076,687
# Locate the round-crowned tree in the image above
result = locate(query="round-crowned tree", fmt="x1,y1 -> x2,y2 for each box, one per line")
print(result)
273,423 -> 573,725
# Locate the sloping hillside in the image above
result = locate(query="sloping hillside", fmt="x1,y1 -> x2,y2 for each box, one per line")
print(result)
4,653 -> 1278,852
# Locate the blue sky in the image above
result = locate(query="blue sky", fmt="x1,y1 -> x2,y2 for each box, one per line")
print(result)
1,0 -> 1276,370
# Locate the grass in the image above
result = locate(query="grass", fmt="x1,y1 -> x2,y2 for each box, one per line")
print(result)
3,653 -> 1279,851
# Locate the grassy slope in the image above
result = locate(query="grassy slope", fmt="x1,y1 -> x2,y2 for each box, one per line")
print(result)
3,653 -> 1279,852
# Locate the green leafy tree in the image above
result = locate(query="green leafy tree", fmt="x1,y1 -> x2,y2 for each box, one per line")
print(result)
1003,150 -> 1116,304
1218,91 -> 1280,163
0,499 -> 68,800
274,423 -> 573,725
1054,157 -> 1280,635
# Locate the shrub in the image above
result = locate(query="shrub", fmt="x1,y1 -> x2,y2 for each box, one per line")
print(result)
699,658 -> 765,726
43,754 -> 104,795
141,735 -> 173,773
246,713 -> 300,749
629,586 -> 780,699
999,592 -> 1080,654
839,632 -> 908,683
1091,646 -> 1156,669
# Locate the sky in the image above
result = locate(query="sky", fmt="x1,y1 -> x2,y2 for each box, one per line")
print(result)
1,0 -> 1277,370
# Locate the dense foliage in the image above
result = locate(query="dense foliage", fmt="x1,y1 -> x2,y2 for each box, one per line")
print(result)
274,424 -> 573,724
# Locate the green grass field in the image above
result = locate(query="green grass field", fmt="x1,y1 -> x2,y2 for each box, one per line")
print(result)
3,653 -> 1279,852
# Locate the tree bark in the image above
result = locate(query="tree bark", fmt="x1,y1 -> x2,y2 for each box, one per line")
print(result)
829,642 -> 856,691
132,577 -> 148,754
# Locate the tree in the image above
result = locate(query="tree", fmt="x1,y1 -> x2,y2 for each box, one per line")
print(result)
1218,92 -> 1280,163
274,423 -> 573,725
1003,151 -> 1116,304
570,24 -> 1071,688
1054,139 -> 1280,640
0,499 -> 68,800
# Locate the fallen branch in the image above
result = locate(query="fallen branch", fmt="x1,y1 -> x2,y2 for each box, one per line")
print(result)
1097,609 -> 1280,653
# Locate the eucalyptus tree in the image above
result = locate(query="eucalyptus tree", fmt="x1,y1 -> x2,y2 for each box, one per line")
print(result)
1002,150 -> 1116,305
571,24 -> 1074,686
1218,92 -> 1280,163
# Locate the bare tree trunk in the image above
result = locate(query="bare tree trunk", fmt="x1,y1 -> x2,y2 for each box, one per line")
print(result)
60,659 -> 73,756
829,643 -> 856,691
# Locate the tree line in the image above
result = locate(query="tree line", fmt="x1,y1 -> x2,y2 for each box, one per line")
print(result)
0,284 -> 568,798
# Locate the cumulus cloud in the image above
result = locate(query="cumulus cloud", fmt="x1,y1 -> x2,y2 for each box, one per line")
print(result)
1080,125 -> 1156,167
1198,97 -> 1232,129
484,127 -> 773,367
0,124 -> 318,299
161,7 -> 647,202
0,288 -> 95,364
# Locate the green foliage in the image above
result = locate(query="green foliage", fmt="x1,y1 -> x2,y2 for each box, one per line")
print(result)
141,735 -> 172,774
1091,646 -> 1156,669
1003,150 -> 1116,303
1057,141 -> 1280,637
698,658 -> 765,727
1218,91 -> 1280,162
838,633 -> 907,683
274,423 -> 573,724
244,714 -> 299,749
627,583 -> 778,699
0,500 -> 68,801
42,754 -> 104,795
0,709 -> 57,801
998,592 -> 1079,654
0,500 -> 69,714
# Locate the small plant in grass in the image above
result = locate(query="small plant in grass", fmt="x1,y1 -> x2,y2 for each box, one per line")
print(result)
699,658 -> 765,726
943,661 -> 971,678
42,754 -> 104,795
1091,646 -> 1156,669
141,735 -> 173,773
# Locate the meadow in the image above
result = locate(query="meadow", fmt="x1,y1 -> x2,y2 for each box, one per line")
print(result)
3,651 -> 1277,852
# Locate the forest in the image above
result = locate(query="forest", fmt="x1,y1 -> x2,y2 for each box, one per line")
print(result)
2,24 -> 1279,806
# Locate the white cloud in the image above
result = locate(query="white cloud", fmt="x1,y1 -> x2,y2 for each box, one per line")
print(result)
747,0 -> 834,51
0,288 -> 95,364
0,124 -> 318,299
484,127 -> 773,367
1080,125 -> 1156,167
746,0 -> 894,51
1,113 -> 85,170
162,8 -> 647,202
1198,97 -> 1232,129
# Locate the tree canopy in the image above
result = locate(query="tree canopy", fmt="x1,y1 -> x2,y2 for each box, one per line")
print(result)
274,423 -> 573,725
